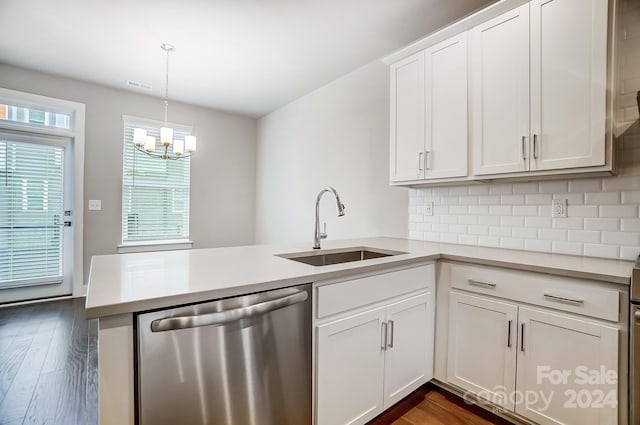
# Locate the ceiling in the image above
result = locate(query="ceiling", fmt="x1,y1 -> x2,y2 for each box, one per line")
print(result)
0,0 -> 494,118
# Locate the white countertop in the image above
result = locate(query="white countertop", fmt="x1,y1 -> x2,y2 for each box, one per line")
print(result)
85,237 -> 634,318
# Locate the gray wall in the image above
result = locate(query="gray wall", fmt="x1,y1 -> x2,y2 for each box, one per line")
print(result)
0,63 -> 257,285
256,60 -> 408,244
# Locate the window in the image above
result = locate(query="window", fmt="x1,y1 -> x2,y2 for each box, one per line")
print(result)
122,117 -> 191,244
0,138 -> 65,287
0,103 -> 71,129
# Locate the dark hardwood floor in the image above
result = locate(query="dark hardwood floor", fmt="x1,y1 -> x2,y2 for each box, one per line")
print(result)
368,386 -> 514,425
0,297 -> 510,425
0,297 -> 97,425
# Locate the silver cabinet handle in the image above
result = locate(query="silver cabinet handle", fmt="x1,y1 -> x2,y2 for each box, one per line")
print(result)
635,311 -> 640,321
418,152 -> 424,171
533,134 -> 539,159
507,319 -> 512,348
543,293 -> 584,305
424,151 -> 430,171
150,289 -> 308,332
520,323 -> 525,352
381,321 -> 388,350
522,136 -> 527,160
468,279 -> 496,289
388,320 -> 394,348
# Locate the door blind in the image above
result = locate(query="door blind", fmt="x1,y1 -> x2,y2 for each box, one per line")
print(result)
122,120 -> 190,242
0,139 -> 64,287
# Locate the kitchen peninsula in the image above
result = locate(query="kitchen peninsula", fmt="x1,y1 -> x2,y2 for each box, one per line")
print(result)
86,237 -> 634,425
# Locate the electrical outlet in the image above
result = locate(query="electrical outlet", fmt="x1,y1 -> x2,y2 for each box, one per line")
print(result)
551,198 -> 567,218
88,200 -> 102,211
424,202 -> 434,217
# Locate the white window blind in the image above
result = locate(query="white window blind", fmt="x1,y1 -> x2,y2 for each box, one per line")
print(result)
122,119 -> 191,242
0,139 -> 64,287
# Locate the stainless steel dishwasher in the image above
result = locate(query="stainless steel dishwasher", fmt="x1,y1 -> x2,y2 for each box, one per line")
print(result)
137,284 -> 311,425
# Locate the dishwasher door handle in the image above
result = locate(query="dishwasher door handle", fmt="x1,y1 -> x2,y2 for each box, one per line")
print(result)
150,289 -> 308,332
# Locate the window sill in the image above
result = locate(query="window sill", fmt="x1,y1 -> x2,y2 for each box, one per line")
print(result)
117,239 -> 193,254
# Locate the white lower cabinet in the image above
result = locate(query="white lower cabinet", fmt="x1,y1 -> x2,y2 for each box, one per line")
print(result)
316,266 -> 435,425
448,289 -> 619,425
447,292 -> 518,411
516,307 -> 618,425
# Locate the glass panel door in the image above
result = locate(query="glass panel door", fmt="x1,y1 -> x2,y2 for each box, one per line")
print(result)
0,134 -> 71,302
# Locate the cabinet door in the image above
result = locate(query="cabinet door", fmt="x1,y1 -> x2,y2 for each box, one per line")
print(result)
316,307 -> 386,425
447,291 -> 518,411
529,0 -> 607,171
383,291 -> 434,409
390,51 -> 426,182
471,5 -> 530,176
424,32 -> 468,179
516,307 -> 618,425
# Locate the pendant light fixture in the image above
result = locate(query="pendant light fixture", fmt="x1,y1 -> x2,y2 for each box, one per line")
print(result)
132,43 -> 196,160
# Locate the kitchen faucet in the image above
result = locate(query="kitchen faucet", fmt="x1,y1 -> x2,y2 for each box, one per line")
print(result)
314,186 -> 345,249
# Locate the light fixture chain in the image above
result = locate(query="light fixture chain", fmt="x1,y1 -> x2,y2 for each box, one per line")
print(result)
164,47 -> 170,126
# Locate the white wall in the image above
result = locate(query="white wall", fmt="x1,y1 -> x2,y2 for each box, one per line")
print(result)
0,64 -> 257,285
256,60 -> 408,245
408,0 -> 640,261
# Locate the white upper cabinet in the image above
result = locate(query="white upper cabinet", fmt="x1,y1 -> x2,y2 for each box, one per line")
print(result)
530,0 -> 608,171
472,0 -> 608,177
390,33 -> 469,183
425,33 -> 469,180
390,52 -> 426,182
471,5 -> 531,176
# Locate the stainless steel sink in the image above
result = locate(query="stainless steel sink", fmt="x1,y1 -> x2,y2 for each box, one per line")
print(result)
277,247 -> 406,266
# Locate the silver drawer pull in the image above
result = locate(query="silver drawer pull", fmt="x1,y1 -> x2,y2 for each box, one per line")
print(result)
381,321 -> 388,350
468,279 -> 496,289
543,293 -> 584,305
635,311 -> 640,321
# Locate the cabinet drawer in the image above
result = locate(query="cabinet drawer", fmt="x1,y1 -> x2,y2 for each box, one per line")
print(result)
445,262 -> 620,322
316,264 -> 434,319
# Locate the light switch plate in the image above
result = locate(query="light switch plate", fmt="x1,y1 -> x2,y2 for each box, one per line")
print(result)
424,202 -> 434,217
551,198 -> 567,218
88,200 -> 102,211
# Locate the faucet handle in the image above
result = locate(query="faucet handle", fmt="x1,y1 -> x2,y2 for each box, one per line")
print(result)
320,222 -> 327,239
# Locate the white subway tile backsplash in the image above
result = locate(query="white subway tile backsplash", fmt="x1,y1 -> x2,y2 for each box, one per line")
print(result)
585,192 -> 620,204
490,184 -> 513,195
602,231 -> 640,246
500,237 -> 525,250
513,205 -> 538,216
622,191 -> 640,204
513,227 -> 538,239
622,218 -> 640,232
567,205 -> 599,217
501,194 -> 525,205
552,241 -> 583,256
440,233 -> 458,244
539,181 -> 568,193
568,179 -> 602,193
539,228 -> 567,241
621,246 -> 640,261
584,244 -> 619,259
584,218 -> 620,231
490,205 -> 512,215
501,216 -> 525,227
479,215 -> 501,226
568,230 -> 601,244
478,236 -> 500,247
490,226 -> 512,237
525,194 -> 553,205
513,182 -> 539,194
599,205 -> 638,217
408,174 -> 640,260
459,215 -> 478,225
552,218 -> 584,230
525,239 -> 552,252
479,195 -> 501,205
459,234 -> 478,245
525,216 -> 552,228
